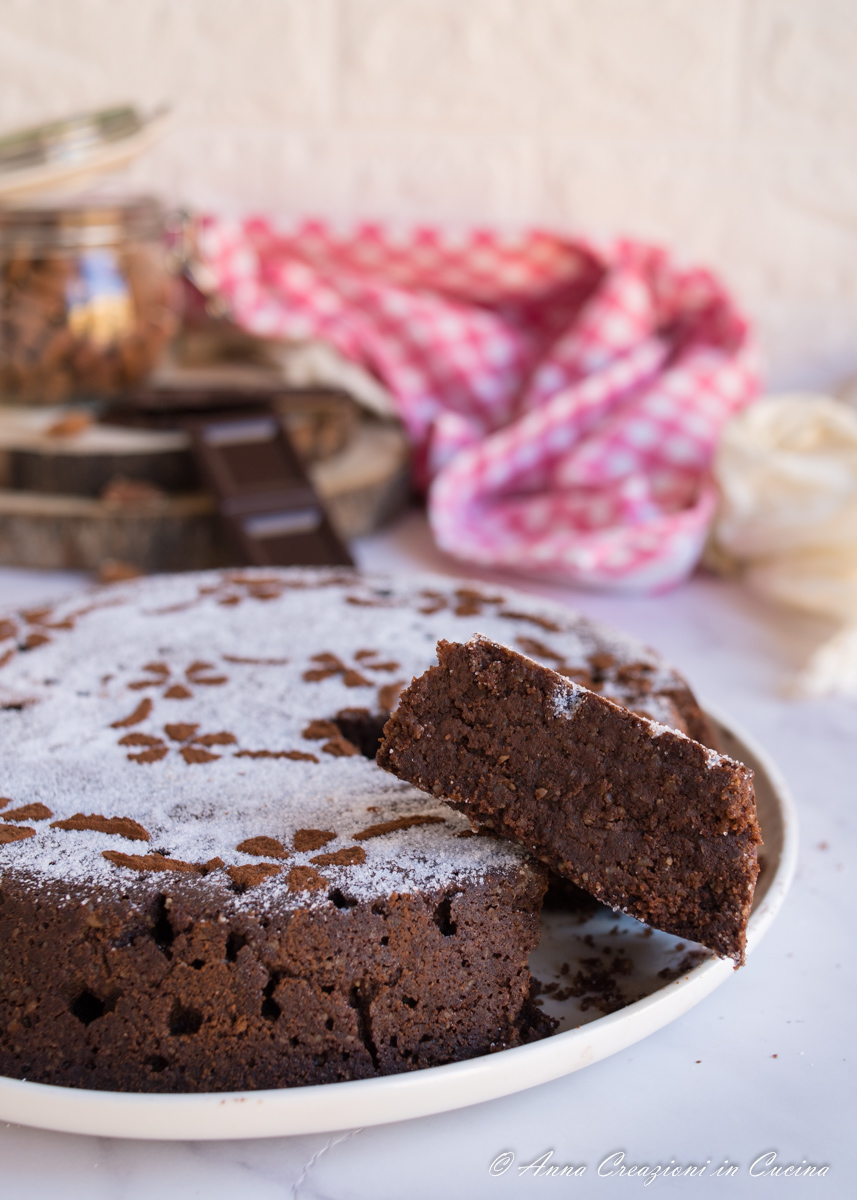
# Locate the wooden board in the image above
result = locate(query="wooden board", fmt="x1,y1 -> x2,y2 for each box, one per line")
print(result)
0,422 -> 411,572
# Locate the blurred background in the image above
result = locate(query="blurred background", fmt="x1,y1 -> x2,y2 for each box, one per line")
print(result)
3,0 -> 855,390
2,0 -> 857,694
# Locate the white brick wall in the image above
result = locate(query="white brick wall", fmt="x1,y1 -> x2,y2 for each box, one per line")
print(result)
2,0 -> 856,391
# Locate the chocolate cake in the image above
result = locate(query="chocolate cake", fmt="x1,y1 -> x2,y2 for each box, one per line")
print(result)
0,569 -> 723,1092
378,637 -> 761,964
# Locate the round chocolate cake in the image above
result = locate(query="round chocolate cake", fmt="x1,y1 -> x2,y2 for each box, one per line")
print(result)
0,569 -> 715,1092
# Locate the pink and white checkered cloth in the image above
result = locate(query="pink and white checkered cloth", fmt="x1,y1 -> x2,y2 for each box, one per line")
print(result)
199,217 -> 759,590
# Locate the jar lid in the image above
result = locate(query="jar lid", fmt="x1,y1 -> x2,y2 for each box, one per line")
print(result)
0,105 -> 170,203
0,195 -> 166,248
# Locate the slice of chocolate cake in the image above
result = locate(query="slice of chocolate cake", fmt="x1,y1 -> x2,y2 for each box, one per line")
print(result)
378,636 -> 761,964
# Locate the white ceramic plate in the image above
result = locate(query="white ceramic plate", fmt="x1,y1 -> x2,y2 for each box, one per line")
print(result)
0,711 -> 796,1141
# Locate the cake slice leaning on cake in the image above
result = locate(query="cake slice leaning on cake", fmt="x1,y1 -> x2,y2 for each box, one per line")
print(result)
378,636 -> 762,965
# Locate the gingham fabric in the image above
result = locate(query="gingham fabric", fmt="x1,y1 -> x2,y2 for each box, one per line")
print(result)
199,218 -> 759,590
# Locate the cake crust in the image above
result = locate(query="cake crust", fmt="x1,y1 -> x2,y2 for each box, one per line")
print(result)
1,864 -> 548,1091
378,637 -> 761,964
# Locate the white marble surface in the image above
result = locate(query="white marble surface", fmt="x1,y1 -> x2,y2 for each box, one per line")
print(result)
0,511 -> 854,1197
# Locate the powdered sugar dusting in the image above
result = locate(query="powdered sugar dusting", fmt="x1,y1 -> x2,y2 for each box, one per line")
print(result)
551,679 -> 586,720
0,569 -> 699,907
647,718 -> 690,740
648,717 -> 727,770
703,745 -> 727,769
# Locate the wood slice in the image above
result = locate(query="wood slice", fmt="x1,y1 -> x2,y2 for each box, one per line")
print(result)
0,408 -> 193,497
0,422 -> 410,571
311,422 -> 411,541
0,395 -> 360,497
8,447 -> 195,496
0,489 -> 226,573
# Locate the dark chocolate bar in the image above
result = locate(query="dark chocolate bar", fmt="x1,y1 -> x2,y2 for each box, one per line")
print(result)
187,411 -> 352,568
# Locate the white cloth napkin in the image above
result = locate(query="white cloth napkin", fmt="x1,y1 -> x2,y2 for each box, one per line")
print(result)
708,394 -> 857,697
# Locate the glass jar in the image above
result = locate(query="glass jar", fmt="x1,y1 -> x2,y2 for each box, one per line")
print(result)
0,195 -> 177,404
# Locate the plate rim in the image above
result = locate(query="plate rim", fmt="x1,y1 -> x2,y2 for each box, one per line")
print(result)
0,707 -> 798,1141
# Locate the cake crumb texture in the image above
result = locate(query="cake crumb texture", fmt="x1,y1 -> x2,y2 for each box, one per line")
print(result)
378,637 -> 761,964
